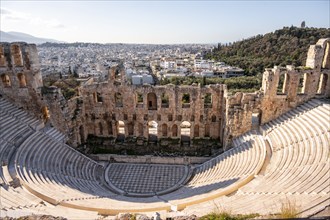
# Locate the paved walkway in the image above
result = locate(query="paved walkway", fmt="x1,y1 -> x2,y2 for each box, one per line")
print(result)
106,163 -> 188,194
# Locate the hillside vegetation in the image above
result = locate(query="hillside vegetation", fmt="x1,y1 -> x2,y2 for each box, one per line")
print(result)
205,26 -> 330,75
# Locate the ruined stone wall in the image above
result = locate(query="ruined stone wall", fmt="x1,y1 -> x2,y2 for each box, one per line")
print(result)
1,39 -> 329,151
0,43 -> 45,120
223,38 -> 330,148
80,68 -> 225,144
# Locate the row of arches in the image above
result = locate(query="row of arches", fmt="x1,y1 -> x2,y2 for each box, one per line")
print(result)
276,73 -> 328,95
95,91 -> 213,110
92,120 -> 213,141
1,73 -> 27,88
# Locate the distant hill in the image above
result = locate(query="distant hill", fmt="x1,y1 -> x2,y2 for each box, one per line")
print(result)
206,26 -> 330,76
0,31 -> 64,44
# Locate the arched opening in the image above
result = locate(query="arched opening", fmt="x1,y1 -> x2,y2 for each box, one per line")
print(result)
115,93 -> 123,107
136,93 -> 143,108
138,123 -> 144,136
172,124 -> 178,137
162,124 -> 168,137
211,115 -> 217,122
180,121 -> 191,142
41,106 -> 50,121
148,120 -> 158,141
194,124 -> 199,137
11,44 -> 23,66
0,46 -> 5,66
97,92 -> 103,103
252,111 -> 261,129
108,121 -> 113,135
17,73 -> 27,87
182,93 -> 190,108
317,73 -> 328,95
116,120 -> 125,141
147,93 -> 157,110
79,125 -> 85,143
161,93 -> 169,108
297,73 -> 305,94
1,74 -> 11,87
204,93 -> 212,108
205,124 -> 210,137
322,41 -> 330,69
277,74 -> 286,95
99,122 -> 103,135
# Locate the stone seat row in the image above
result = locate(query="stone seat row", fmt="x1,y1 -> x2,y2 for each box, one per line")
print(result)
43,127 -> 67,143
241,100 -> 330,195
15,131 -> 102,181
0,98 -> 42,130
179,99 -> 330,217
188,131 -> 263,187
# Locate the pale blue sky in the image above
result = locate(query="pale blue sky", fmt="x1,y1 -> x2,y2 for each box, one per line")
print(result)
1,0 -> 329,44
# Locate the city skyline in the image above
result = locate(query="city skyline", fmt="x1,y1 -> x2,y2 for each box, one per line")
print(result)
1,0 -> 329,44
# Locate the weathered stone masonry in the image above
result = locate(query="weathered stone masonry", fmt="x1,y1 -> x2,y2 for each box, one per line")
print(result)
0,39 -> 329,151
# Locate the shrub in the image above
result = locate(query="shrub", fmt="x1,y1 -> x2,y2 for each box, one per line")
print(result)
279,198 -> 300,219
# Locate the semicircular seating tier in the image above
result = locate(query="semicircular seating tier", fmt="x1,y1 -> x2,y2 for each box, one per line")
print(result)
1,97 -> 329,219
182,99 -> 330,217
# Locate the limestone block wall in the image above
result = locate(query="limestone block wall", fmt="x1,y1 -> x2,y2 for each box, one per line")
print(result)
223,38 -> 330,148
81,76 -> 225,142
0,39 -> 329,151
0,43 -> 44,119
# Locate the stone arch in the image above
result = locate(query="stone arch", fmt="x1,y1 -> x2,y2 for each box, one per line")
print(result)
148,120 -> 158,141
17,73 -> 27,87
147,92 -> 157,110
194,124 -> 199,137
0,46 -> 5,66
252,110 -> 262,129
79,125 -> 85,143
172,124 -> 178,137
317,73 -> 328,95
322,41 -> 330,69
297,73 -> 306,94
97,92 -> 103,103
136,93 -> 143,107
277,73 -> 289,95
99,122 -> 103,135
162,123 -> 168,137
180,121 -> 191,142
182,93 -> 190,108
161,93 -> 169,108
1,74 -> 11,87
107,121 -> 113,135
204,93 -> 212,108
116,120 -> 125,140
115,92 -> 123,107
11,44 -> 23,66
211,115 -> 217,122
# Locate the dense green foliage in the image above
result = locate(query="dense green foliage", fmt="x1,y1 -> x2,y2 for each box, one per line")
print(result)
160,76 -> 261,93
52,78 -> 80,100
206,26 -> 330,75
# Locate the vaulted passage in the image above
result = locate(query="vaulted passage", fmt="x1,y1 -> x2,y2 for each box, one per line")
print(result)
116,121 -> 125,141
180,121 -> 191,142
1,74 -> 11,87
147,93 -> 157,110
148,120 -> 158,141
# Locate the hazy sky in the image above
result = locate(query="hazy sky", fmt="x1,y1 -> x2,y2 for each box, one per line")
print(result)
1,0 -> 329,44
